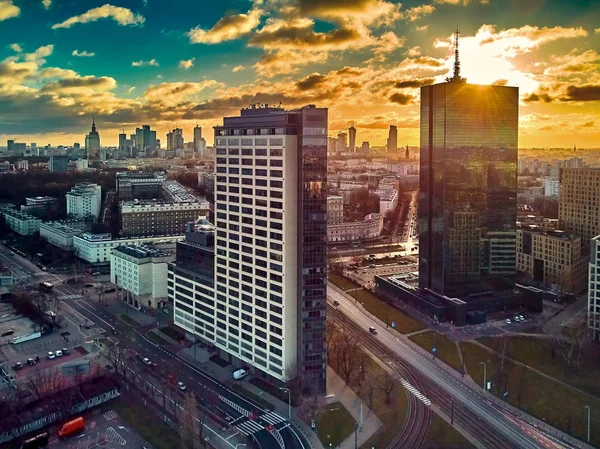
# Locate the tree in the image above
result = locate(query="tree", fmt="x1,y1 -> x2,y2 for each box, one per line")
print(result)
103,341 -> 130,380
379,372 -> 395,404
492,335 -> 512,395
180,392 -> 201,449
335,332 -> 361,383
364,376 -> 377,407
553,325 -> 589,370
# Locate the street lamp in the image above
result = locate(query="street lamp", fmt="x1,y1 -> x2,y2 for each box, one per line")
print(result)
479,362 -> 487,391
584,406 -> 591,443
279,387 -> 291,420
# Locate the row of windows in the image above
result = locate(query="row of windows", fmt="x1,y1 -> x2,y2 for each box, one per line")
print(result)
216,147 -> 283,156
217,181 -> 283,192
216,210 -> 283,221
216,190 -> 283,202
216,158 -> 283,166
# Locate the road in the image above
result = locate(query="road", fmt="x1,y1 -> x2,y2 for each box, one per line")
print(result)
0,244 -> 310,449
327,283 -> 591,449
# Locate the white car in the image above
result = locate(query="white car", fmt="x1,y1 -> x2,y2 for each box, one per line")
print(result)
55,350 -> 63,357
505,318 -> 511,324
178,381 -> 187,391
142,357 -> 152,366
47,351 -> 55,360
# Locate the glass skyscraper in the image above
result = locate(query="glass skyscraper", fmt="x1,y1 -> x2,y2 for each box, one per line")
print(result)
418,81 -> 519,298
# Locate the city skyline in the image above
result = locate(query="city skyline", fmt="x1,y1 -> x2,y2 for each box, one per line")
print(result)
0,0 -> 599,148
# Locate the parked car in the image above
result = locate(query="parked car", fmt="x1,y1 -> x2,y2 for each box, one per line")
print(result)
47,351 -> 55,360
27,358 -> 36,366
12,362 -> 23,370
518,315 -> 525,321
142,357 -> 152,366
62,348 -> 70,355
232,369 -> 248,380
178,381 -> 187,391
505,318 -> 511,324
333,300 -> 340,306
369,326 -> 378,335
55,350 -> 63,357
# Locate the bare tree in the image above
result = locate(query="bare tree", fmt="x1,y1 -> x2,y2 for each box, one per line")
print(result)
379,372 -> 395,404
336,333 -> 361,383
26,366 -> 68,402
180,391 -> 201,449
553,325 -> 589,370
364,375 -> 377,408
103,341 -> 130,380
493,335 -> 512,395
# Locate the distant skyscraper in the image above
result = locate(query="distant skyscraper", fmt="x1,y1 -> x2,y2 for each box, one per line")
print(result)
348,124 -> 356,153
387,125 -> 397,152
418,29 -> 519,298
118,131 -> 127,152
135,125 -> 157,152
85,119 -> 101,159
361,141 -> 370,153
49,155 -> 69,172
193,124 -> 202,149
405,144 -> 410,160
7,140 -> 14,153
337,132 -> 347,153
167,128 -> 184,150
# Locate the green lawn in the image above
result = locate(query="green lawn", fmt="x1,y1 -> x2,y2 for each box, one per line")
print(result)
147,330 -> 170,345
316,402 -> 356,448
119,314 -> 140,326
352,288 -> 425,334
410,332 -> 463,372
108,395 -> 181,449
328,272 -> 359,291
460,342 -> 600,446
478,335 -> 600,398
423,413 -> 476,449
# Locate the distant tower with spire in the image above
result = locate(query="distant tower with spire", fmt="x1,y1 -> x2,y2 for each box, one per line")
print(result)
446,29 -> 467,84
405,144 -> 410,160
85,116 -> 101,159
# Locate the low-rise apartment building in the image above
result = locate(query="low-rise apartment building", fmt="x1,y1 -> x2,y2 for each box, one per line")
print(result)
39,219 -> 92,250
327,213 -> 383,242
67,183 -> 102,219
327,195 -> 344,225
376,189 -> 398,215
1,209 -> 42,235
517,226 -> 588,295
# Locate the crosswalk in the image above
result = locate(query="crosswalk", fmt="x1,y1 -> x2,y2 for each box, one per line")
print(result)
106,427 -> 127,445
57,294 -> 84,300
103,410 -> 118,421
401,378 -> 431,406
261,412 -> 286,425
236,419 -> 265,436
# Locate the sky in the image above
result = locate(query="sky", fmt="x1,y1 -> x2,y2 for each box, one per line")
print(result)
0,0 -> 599,148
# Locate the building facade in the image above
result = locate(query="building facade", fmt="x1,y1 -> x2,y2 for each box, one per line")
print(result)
85,120 -> 101,159
20,196 -> 57,217
120,200 -> 209,237
197,105 -> 328,392
517,227 -> 588,295
387,125 -> 397,152
48,155 -> 69,172
67,183 -> 102,219
588,236 -> 600,340
559,168 -> 600,249
544,178 -> 560,197
418,80 -> 519,298
111,245 -> 174,309
39,219 -> 92,250
327,195 -> 344,225
1,209 -> 42,235
327,213 -> 383,242
115,172 -> 165,200
348,125 -> 356,153
73,233 -> 183,263
377,189 -> 398,215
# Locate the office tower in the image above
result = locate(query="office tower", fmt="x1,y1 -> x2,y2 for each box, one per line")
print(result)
418,30 -> 518,298
67,183 -> 102,219
167,128 -> 184,150
7,140 -> 13,153
73,143 -> 80,150
85,119 -> 101,159
118,131 -> 126,152
559,168 -> 600,250
361,141 -> 370,153
193,125 -> 202,152
135,125 -> 157,152
589,236 -> 600,340
387,125 -> 397,152
405,144 -> 410,160
208,104 -> 327,392
48,155 -> 69,172
348,124 -> 356,153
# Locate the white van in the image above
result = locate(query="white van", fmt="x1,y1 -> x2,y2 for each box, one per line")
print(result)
232,369 -> 248,380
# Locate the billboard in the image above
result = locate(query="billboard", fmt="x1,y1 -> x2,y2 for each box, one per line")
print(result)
12,331 -> 42,345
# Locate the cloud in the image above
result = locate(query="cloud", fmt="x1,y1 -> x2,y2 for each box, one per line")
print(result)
477,24 -> 588,53
492,79 -> 508,86
42,0 -> 51,10
560,84 -> 600,102
52,4 -> 145,29
416,25 -> 428,32
296,73 -> 327,91
407,46 -> 420,57
72,49 -> 95,57
132,59 -> 159,67
523,92 -> 553,103
434,0 -> 486,4
0,61 -> 38,84
389,92 -> 415,105
372,31 -> 405,60
404,4 -> 434,21
596,28 -> 600,34
39,67 -> 79,79
127,86 -> 136,94
232,65 -> 245,73
143,81 -> 223,104
394,78 -> 434,88
41,75 -> 117,93
179,58 -> 195,70
578,121 -> 595,128
9,43 -> 21,52
253,48 -> 328,77
288,0 -> 401,26
539,125 -> 553,131
0,0 -> 19,21
25,45 -> 54,63
188,8 -> 263,44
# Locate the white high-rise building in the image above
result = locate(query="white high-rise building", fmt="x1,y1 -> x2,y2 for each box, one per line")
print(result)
67,183 -> 102,219
589,236 -> 600,340
173,105 -> 328,392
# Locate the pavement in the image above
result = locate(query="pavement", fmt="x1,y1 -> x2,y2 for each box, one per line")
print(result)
543,295 -> 588,335
325,367 -> 382,449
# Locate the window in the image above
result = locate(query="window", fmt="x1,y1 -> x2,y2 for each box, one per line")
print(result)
256,148 -> 267,155
270,148 -> 283,156
270,160 -> 283,167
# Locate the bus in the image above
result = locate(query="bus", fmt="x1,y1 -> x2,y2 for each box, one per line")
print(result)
39,281 -> 53,291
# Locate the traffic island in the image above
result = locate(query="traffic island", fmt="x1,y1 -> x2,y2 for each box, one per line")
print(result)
118,314 -> 140,326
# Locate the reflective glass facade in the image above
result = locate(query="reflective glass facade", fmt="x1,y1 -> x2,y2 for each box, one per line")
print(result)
419,82 -> 518,297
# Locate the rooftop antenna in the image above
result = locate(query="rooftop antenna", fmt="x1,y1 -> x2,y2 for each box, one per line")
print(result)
446,28 -> 466,84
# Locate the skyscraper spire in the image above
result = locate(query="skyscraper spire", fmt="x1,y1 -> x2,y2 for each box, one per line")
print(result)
446,28 -> 466,84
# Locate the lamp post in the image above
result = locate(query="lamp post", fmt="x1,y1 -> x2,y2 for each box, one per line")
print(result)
279,387 -> 291,420
584,406 -> 591,443
479,362 -> 487,391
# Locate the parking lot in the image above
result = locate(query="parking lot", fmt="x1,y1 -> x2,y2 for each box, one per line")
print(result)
344,261 -> 418,287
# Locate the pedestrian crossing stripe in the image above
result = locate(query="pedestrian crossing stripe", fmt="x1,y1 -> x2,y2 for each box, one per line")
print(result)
236,420 -> 265,435
260,412 -> 286,425
103,410 -> 118,421
58,294 -> 84,300
401,379 -> 431,406
106,427 -> 127,445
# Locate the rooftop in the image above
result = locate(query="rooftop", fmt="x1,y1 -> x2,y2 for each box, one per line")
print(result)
1,208 -> 41,220
113,244 -> 172,259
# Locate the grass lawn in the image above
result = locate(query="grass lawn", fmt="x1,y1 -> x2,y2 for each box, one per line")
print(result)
231,383 -> 275,411
108,395 -> 181,449
328,272 -> 359,291
460,342 -> 600,446
147,330 -> 170,345
332,350 -> 408,449
423,413 -> 476,449
478,335 -> 600,398
316,402 -> 356,448
410,332 -> 463,372
119,314 -> 140,326
351,288 -> 425,334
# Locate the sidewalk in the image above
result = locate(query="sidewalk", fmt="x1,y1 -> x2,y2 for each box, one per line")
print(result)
325,367 -> 382,449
